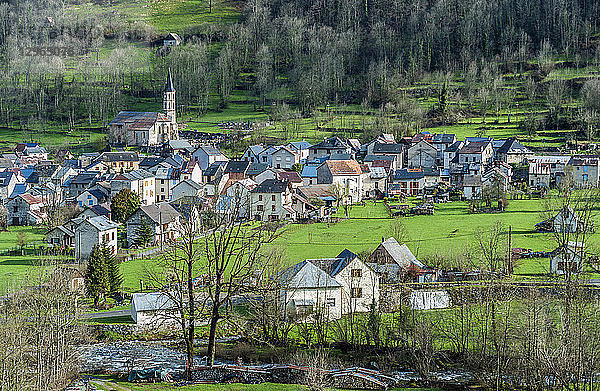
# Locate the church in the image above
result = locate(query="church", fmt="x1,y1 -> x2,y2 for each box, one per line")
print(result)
109,70 -> 179,147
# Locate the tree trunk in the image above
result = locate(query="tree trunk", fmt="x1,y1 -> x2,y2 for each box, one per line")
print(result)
206,303 -> 220,366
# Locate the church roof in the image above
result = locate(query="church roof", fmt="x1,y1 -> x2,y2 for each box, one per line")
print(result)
110,111 -> 171,131
165,68 -> 176,92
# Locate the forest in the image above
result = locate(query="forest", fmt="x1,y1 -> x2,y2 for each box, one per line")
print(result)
1,0 -> 600,152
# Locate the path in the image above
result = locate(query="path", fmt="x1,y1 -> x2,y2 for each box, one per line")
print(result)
90,379 -> 133,391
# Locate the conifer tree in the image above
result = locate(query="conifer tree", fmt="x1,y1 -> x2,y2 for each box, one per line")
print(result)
134,219 -> 154,248
85,245 -> 109,307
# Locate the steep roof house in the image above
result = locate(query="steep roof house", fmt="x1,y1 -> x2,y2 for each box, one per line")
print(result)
407,140 -> 437,169
126,203 -> 182,247
308,137 -> 352,160
388,168 -> 425,196
6,193 -> 46,226
192,145 -> 229,171
368,237 -> 435,283
250,179 -> 295,221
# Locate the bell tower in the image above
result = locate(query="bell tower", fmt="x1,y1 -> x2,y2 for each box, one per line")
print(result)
163,68 -> 176,124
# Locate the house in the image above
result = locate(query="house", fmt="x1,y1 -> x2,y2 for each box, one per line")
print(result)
279,260 -> 343,320
224,160 -> 250,181
300,164 -> 318,186
462,175 -> 482,200
388,168 -> 425,196
126,203 -> 182,247
217,179 -> 256,219
246,161 -> 269,182
250,179 -> 295,221
155,167 -> 180,203
308,137 -> 351,160
111,169 -> 156,206
76,189 -> 109,208
407,140 -> 437,169
271,147 -> 299,170
16,143 -> 48,160
549,241 -> 584,275
64,172 -> 99,198
171,179 -> 204,202
316,160 -> 364,203
166,140 -> 194,156
296,185 -> 337,208
93,151 -> 140,173
456,141 -> 494,169
361,165 -> 386,199
73,215 -> 119,261
528,155 -> 570,188
163,32 -> 182,47
362,134 -> 396,156
202,161 -> 229,197
108,71 -> 178,147
180,160 -> 202,184
0,171 -> 18,201
242,145 -> 265,163
131,292 -> 178,325
368,237 -> 435,283
568,155 -> 600,188
46,225 -> 74,248
432,133 -> 457,165
254,167 -> 278,185
192,145 -> 229,171
277,171 -> 303,189
6,193 -> 46,226
287,140 -> 312,163
280,253 -> 379,320
443,141 -> 464,170
535,206 -> 587,233
494,138 -> 533,164
372,143 -> 404,169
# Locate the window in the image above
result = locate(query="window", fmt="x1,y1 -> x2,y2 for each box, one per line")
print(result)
272,195 -> 276,201
326,297 -> 335,306
257,205 -> 264,211
584,166 -> 588,172
351,288 -> 363,298
583,174 -> 588,181
259,195 -> 263,201
351,269 -> 362,278
112,232 -> 115,240
271,205 -> 276,211
88,200 -> 93,206
161,179 -> 165,184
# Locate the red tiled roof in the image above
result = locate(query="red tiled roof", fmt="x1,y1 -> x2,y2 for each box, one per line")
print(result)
323,160 -> 362,175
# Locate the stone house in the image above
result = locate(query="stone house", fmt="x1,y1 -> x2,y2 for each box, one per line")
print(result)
549,241 -> 584,275
6,193 -> 46,226
493,138 -> 533,164
46,225 -> 74,248
217,179 -> 257,219
64,172 -> 99,198
368,237 -> 436,283
250,179 -> 295,221
171,179 -> 204,202
92,152 -> 140,173
407,140 -> 437,168
242,145 -> 265,163
528,155 -> 570,188
76,188 -> 109,208
432,133 -> 457,165
126,203 -> 182,248
372,143 -> 404,169
568,155 -> 600,188
73,215 -> 119,261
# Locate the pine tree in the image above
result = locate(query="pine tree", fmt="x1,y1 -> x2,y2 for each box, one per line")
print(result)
85,245 -> 109,308
134,218 -> 154,248
102,244 -> 123,295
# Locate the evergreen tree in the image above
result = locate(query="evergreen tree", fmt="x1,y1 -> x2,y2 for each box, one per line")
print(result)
102,244 -> 123,295
85,245 -> 109,307
134,218 -> 154,248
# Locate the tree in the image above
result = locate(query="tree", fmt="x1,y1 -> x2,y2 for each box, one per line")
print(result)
202,206 -> 280,367
102,244 -> 122,295
134,219 -> 154,248
16,230 -> 27,255
85,244 -> 109,307
0,205 -> 7,231
474,220 -> 507,273
111,188 -> 141,223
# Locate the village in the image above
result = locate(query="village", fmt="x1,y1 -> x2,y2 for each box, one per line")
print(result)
0,71 -> 598,391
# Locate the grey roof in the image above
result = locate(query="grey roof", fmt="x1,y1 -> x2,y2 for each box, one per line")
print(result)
70,172 -> 98,185
379,238 -> 425,269
168,139 -> 193,151
445,141 -> 463,153
140,156 -> 164,168
330,153 -> 353,160
246,145 -> 265,156
246,161 -> 269,176
225,160 -> 250,174
173,179 -> 203,191
97,151 -> 139,162
251,179 -> 288,193
432,134 -> 456,144
496,138 -> 531,154
279,260 -> 343,289
391,169 -> 424,180
287,140 -> 312,151
138,203 -> 181,224
364,154 -> 396,162
132,292 -> 177,312
76,215 -> 119,231
195,145 -> 224,156
373,143 -> 403,154
309,136 -> 349,150
116,169 -> 154,181
203,161 -> 227,177
310,258 -> 352,277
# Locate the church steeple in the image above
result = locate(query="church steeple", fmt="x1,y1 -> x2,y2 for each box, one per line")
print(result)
163,68 -> 176,124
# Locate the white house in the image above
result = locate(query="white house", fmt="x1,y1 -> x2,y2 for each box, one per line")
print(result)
111,169 -> 156,206
192,145 -> 229,171
280,252 -> 379,321
550,241 -> 584,275
131,292 -> 178,325
316,160 -> 364,203
250,179 -> 295,221
217,179 -> 256,219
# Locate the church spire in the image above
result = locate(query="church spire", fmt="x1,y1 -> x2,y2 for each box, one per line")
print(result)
165,68 -> 175,93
